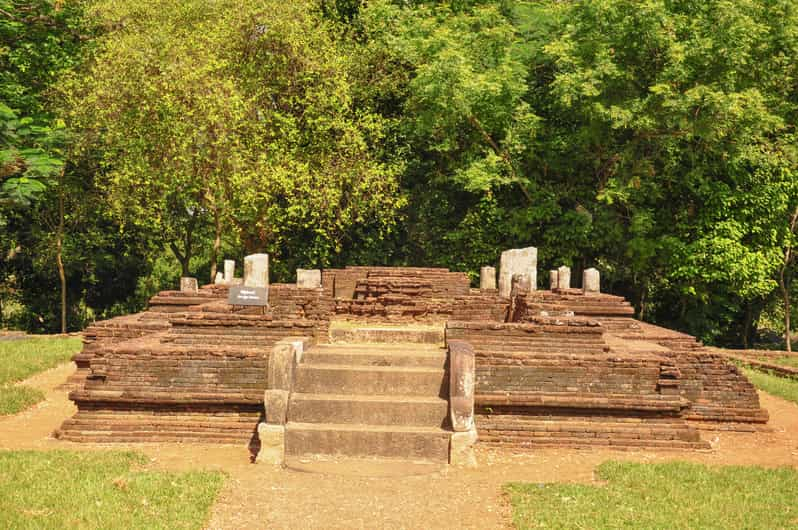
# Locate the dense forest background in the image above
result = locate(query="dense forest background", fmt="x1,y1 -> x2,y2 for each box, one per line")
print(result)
1,0 -> 796,350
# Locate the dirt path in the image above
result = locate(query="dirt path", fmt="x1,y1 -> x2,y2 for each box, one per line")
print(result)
1,364 -> 797,529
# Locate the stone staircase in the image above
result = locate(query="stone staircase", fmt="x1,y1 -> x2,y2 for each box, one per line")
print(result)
284,330 -> 452,462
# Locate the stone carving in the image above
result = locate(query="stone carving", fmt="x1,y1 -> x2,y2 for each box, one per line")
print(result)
499,247 -> 537,297
244,254 -> 269,289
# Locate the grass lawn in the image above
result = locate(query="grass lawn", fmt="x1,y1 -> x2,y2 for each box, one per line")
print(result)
0,450 -> 225,529
742,367 -> 798,405
506,461 -> 798,530
773,356 -> 798,369
0,336 -> 82,415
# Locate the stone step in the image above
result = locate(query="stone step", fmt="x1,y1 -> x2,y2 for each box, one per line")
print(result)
294,364 -> 448,397
285,422 -> 451,462
329,326 -> 444,345
289,393 -> 449,427
303,344 -> 447,368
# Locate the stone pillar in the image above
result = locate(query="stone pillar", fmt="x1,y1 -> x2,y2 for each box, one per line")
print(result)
214,272 -> 224,285
583,268 -> 600,294
499,247 -> 537,297
549,270 -> 558,290
480,266 -> 497,290
180,277 -> 198,294
448,340 -> 475,432
556,265 -> 571,290
223,260 -> 236,283
297,269 -> 321,289
244,254 -> 269,288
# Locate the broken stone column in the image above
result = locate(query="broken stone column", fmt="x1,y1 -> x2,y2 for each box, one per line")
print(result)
480,266 -> 497,290
549,270 -> 558,290
256,423 -> 285,466
214,272 -> 224,285
583,267 -> 600,294
296,269 -> 321,289
244,253 -> 269,288
179,277 -> 198,294
223,260 -> 236,283
556,265 -> 571,290
499,246 -> 537,297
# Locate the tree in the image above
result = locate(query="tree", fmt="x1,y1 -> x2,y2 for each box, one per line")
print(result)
63,0 -> 403,281
535,0 -> 798,342
0,0 -> 87,332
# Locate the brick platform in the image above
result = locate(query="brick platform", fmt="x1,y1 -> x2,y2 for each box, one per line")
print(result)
59,265 -> 769,455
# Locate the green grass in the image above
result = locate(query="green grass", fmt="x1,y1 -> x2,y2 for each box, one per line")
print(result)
0,386 -> 45,415
773,356 -> 798,369
742,367 -> 798,405
506,461 -> 798,530
0,336 -> 81,415
0,450 -> 225,529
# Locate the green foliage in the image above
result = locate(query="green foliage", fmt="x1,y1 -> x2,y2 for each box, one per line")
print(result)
0,450 -> 224,529
1,0 -> 798,345
64,0 -> 404,276
506,460 -> 798,529
0,0 -> 88,205
537,0 -> 798,340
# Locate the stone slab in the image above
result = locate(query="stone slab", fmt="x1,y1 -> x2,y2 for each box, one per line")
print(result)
499,247 -> 537,297
297,269 -> 321,289
557,265 -> 571,290
244,254 -> 269,289
480,266 -> 496,290
224,260 -> 235,283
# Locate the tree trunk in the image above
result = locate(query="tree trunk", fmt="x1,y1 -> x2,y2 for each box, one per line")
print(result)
638,285 -> 648,322
742,302 -> 753,349
781,206 -> 798,353
169,242 -> 191,277
56,169 -> 67,334
781,276 -> 791,353
210,208 -> 222,283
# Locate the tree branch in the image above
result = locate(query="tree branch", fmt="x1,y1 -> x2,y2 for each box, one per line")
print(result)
468,115 -> 533,204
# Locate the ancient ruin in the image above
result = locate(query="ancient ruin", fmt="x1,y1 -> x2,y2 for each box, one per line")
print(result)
56,249 -> 769,463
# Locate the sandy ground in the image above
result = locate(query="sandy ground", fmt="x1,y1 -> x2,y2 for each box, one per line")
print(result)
1,363 -> 797,529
